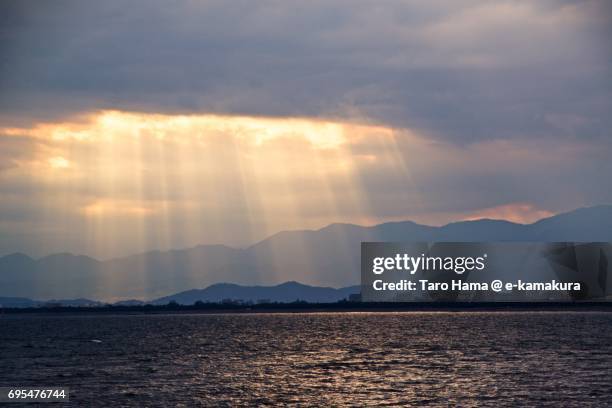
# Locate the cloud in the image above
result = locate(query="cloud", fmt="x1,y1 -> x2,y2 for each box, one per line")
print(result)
458,203 -> 555,224
0,0 -> 610,143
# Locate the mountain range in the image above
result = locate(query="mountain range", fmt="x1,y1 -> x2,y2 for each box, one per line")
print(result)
151,281 -> 360,305
0,281 -> 360,307
1,205 -> 612,301
0,296 -> 103,308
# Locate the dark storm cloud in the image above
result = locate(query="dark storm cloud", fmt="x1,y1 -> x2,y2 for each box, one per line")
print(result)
1,0 -> 610,142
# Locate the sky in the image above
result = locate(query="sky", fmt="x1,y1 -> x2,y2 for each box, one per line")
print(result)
1,0 -> 611,258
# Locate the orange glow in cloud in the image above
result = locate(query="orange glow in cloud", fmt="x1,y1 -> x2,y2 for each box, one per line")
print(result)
48,156 -> 71,169
2,110 -> 389,148
460,203 -> 555,224
81,199 -> 157,217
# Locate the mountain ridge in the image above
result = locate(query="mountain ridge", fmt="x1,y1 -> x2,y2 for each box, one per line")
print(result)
5,204 -> 610,261
151,281 -> 361,305
1,204 -> 612,301
0,281 -> 360,307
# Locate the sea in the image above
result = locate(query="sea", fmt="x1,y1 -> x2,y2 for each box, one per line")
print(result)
1,312 -> 611,406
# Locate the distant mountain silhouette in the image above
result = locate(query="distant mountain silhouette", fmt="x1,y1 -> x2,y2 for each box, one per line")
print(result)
152,281 -> 361,305
0,296 -> 40,308
1,205 -> 612,301
112,299 -> 146,307
0,283 -> 359,307
0,296 -> 102,308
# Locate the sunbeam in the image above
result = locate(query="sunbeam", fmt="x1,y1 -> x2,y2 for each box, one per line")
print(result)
0,110 -> 409,260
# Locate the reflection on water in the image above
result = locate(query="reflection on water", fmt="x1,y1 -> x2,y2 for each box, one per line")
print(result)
1,312 -> 612,406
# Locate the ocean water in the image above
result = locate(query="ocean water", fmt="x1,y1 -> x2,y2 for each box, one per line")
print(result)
1,312 -> 612,406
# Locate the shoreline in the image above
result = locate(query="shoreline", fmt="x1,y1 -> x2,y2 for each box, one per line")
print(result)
2,301 -> 612,315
